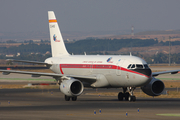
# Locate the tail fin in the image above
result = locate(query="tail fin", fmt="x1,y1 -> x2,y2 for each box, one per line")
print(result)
48,11 -> 69,57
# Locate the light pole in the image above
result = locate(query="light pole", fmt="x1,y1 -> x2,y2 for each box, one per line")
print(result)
169,36 -> 171,66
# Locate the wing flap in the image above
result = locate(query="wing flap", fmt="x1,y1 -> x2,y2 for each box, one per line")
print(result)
2,72 -> 10,75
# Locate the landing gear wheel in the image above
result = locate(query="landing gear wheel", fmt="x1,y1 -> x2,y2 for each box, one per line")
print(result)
118,92 -> 123,101
72,96 -> 77,101
65,95 -> 70,101
128,96 -> 132,102
132,96 -> 136,102
128,96 -> 136,102
125,92 -> 130,101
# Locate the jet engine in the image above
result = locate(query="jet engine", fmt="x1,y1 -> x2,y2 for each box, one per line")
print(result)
60,78 -> 84,97
141,77 -> 164,96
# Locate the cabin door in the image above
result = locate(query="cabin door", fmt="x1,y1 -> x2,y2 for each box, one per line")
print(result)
116,59 -> 124,76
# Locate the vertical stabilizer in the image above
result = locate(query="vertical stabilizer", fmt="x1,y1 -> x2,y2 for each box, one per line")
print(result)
48,11 -> 69,57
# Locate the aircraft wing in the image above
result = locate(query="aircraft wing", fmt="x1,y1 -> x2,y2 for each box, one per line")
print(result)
152,69 -> 180,77
6,59 -> 49,65
0,69 -> 97,83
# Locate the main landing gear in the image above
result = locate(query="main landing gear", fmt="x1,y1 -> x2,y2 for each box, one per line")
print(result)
65,95 -> 77,101
118,87 -> 136,102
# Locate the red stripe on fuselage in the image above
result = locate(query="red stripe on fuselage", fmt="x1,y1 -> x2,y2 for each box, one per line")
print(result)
59,64 -> 64,74
59,64 -> 150,78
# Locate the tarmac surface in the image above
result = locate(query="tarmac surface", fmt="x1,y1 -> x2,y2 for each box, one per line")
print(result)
1,67 -> 180,120
0,88 -> 180,120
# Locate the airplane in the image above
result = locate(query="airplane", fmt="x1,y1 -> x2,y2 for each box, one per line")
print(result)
0,11 -> 180,102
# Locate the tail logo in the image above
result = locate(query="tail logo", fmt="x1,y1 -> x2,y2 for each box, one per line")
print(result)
53,34 -> 60,42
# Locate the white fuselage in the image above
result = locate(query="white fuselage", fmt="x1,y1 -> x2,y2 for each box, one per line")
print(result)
46,11 -> 152,89
45,55 -> 152,88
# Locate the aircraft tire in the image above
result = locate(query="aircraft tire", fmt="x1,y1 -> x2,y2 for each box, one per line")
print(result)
72,96 -> 77,101
128,96 -> 132,102
132,96 -> 136,102
65,95 -> 70,101
118,92 -> 123,101
128,96 -> 136,102
125,92 -> 130,101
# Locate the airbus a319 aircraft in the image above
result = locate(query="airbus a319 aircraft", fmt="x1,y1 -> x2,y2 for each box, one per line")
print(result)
1,11 -> 180,102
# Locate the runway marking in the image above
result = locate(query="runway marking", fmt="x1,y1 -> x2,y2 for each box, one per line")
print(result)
156,113 -> 180,117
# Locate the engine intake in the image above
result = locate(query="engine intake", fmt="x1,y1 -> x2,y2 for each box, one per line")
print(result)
141,77 -> 164,96
60,78 -> 84,97
70,81 -> 82,94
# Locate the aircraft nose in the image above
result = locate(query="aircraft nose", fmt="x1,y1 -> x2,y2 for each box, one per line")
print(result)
133,68 -> 152,78
142,68 -> 152,77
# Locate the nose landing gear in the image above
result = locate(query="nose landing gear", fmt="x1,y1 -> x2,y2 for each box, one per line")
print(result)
118,87 -> 136,102
128,87 -> 136,102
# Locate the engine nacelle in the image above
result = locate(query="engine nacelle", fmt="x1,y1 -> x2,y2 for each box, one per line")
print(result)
60,78 -> 84,97
141,77 -> 164,96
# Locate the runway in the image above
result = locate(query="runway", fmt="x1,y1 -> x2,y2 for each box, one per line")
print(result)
0,69 -> 180,120
0,88 -> 180,120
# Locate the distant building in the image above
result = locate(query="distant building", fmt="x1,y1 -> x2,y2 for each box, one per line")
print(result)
45,51 -> 50,54
17,52 -> 20,56
32,39 -> 41,42
6,54 -> 14,57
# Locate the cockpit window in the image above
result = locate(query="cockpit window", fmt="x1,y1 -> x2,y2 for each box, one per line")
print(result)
136,64 -> 143,69
144,64 -> 149,69
127,64 -> 132,68
128,64 -> 149,69
131,64 -> 135,69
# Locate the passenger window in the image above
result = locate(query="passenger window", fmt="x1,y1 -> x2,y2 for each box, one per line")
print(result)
131,64 -> 135,69
136,64 -> 143,69
127,64 -> 131,68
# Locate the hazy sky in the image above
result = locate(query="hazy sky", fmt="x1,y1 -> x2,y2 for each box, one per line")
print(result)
0,0 -> 180,33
